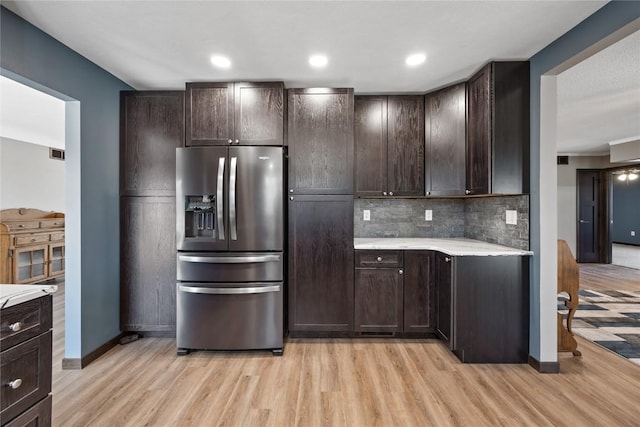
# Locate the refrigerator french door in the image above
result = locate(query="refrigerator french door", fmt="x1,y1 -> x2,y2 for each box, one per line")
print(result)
176,146 -> 284,355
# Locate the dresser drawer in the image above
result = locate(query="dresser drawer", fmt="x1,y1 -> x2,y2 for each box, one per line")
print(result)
49,232 -> 65,242
4,222 -> 40,232
0,296 -> 52,352
39,219 -> 64,228
355,250 -> 403,268
4,394 -> 51,427
14,234 -> 50,246
0,331 -> 52,424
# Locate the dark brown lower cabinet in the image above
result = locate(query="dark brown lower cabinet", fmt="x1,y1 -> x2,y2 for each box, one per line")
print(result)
120,196 -> 176,334
355,266 -> 403,333
404,251 -> 436,332
440,254 -> 529,363
288,195 -> 354,333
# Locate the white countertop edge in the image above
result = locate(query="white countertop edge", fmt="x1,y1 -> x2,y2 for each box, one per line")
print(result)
0,284 -> 58,309
354,238 -> 533,256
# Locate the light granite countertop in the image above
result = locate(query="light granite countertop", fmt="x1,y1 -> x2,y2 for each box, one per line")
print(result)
354,238 -> 533,256
0,284 -> 57,309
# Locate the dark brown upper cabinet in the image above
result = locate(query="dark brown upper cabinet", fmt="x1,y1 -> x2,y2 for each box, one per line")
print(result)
355,95 -> 424,197
466,61 -> 530,195
120,91 -> 185,196
186,82 -> 284,146
424,84 -> 466,196
288,88 -> 354,195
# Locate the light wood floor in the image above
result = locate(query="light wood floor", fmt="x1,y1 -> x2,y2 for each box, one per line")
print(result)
579,263 -> 640,292
50,280 -> 640,427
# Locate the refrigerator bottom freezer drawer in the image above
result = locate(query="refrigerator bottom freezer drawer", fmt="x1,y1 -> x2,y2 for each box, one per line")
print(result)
177,282 -> 283,351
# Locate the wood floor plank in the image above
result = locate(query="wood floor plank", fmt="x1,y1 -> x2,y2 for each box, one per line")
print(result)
579,263 -> 640,292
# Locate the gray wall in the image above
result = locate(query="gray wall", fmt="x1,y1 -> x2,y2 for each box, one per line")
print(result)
1,7 -> 133,359
612,176 -> 640,245
529,1 -> 640,362
355,195 -> 529,250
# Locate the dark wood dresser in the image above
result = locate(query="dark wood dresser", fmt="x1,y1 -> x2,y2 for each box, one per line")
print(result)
1,293 -> 53,426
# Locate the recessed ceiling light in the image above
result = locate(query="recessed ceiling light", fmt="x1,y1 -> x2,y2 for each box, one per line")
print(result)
309,55 -> 328,68
210,55 -> 231,69
406,53 -> 426,67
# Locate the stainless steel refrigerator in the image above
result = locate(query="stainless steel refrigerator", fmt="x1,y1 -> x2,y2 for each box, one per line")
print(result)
175,146 -> 284,355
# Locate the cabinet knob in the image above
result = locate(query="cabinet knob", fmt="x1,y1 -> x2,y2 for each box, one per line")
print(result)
289,189 -> 294,193
290,197 -> 294,201
18,224 -> 24,228
465,190 -> 471,195
399,269 -> 404,275
389,192 -> 394,196
8,379 -> 22,390
9,322 -> 23,332
445,257 -> 451,263
377,256 -> 382,262
235,139 -> 239,144
426,191 -> 431,196
383,192 -> 387,196
228,139 -> 233,144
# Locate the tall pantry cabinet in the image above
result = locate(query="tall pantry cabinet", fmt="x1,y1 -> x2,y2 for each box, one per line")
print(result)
287,88 -> 355,334
120,91 -> 185,334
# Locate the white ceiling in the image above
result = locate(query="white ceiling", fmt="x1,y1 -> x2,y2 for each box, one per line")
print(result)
5,0 -> 637,156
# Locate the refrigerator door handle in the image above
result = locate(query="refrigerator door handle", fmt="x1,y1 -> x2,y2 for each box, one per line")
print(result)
178,254 -> 281,263
217,157 -> 225,240
229,156 -> 238,241
178,284 -> 281,295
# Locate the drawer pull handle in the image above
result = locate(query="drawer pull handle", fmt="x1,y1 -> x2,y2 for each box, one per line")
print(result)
9,322 -> 23,332
8,379 -> 22,389
376,257 -> 382,262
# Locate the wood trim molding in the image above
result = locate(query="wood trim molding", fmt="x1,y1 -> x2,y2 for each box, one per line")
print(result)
528,355 -> 560,373
62,333 -> 124,370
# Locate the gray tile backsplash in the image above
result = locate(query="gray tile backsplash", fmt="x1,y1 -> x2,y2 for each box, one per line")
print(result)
354,199 -> 465,238
354,195 -> 529,250
464,195 -> 529,250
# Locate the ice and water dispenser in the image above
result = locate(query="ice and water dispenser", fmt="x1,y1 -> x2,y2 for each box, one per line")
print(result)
184,195 -> 216,239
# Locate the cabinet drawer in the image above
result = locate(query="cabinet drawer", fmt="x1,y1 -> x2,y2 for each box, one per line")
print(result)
39,219 -> 64,228
0,331 -> 52,424
4,221 -> 40,232
355,250 -> 403,268
4,394 -> 51,427
49,232 -> 65,242
14,234 -> 49,246
0,296 -> 52,352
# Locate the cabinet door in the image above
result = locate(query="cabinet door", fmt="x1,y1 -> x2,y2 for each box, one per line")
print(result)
387,96 -> 424,196
186,82 -> 234,146
121,196 -> 176,333
288,89 -> 354,194
355,268 -> 403,333
355,96 -> 387,196
234,82 -> 284,146
436,252 -> 453,348
466,64 -> 491,195
48,243 -> 65,278
288,195 -> 354,332
404,251 -> 435,332
13,245 -> 48,284
120,91 -> 185,196
425,84 -> 466,196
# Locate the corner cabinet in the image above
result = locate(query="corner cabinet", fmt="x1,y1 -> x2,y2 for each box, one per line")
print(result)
0,295 -> 53,426
424,84 -> 466,196
438,253 -> 530,363
355,96 -> 424,196
0,209 -> 65,285
467,61 -> 530,195
120,91 -> 184,335
186,82 -> 284,146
